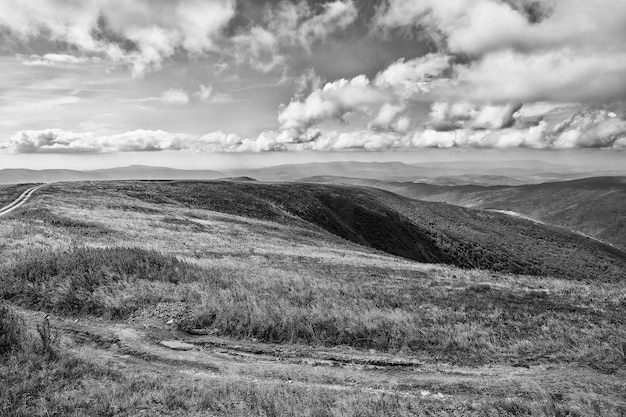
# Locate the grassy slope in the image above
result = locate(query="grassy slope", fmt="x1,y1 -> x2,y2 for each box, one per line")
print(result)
306,176 -> 626,249
0,184 -> 34,208
0,180 -> 625,416
110,180 -> 626,282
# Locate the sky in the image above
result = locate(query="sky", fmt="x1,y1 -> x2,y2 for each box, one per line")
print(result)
0,0 -> 625,170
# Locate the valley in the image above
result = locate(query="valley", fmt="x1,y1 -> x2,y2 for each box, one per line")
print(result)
306,175 -> 626,250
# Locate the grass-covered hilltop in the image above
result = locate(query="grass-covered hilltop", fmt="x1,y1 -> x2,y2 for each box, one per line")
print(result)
1,180 -> 625,416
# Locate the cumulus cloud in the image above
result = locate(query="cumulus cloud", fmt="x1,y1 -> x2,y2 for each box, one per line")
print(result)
298,0 -> 358,50
4,0 -> 626,154
444,50 -> 626,104
0,128 -> 307,154
373,53 -> 451,99
411,108 -> 626,149
161,88 -> 190,106
373,0 -> 626,105
294,68 -> 324,97
374,0 -> 626,55
274,106 -> 626,151
550,109 -> 626,149
278,75 -> 393,131
0,0 -> 238,78
230,0 -> 358,72
427,102 -> 522,131
279,54 -> 453,133
370,104 -> 410,132
3,107 -> 626,155
0,129 -> 240,153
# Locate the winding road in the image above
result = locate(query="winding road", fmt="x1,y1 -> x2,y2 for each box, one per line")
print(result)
0,184 -> 46,218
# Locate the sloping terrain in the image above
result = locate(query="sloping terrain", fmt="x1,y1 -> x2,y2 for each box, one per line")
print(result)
0,183 -> 35,207
108,180 -> 626,282
1,180 -> 625,416
306,176 -> 626,250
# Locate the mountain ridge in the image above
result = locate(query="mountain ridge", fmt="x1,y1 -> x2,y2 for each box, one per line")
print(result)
305,175 -> 626,249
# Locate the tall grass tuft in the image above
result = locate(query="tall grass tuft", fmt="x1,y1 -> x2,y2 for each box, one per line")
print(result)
1,247 -> 204,317
0,303 -> 25,356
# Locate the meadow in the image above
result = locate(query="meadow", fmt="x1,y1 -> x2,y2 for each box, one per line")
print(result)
1,180 -> 624,416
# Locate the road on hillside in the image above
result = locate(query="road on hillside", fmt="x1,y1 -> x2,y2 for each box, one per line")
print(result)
0,184 -> 46,217
487,208 -> 626,254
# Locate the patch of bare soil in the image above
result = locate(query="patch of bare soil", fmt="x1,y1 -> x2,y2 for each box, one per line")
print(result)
16,307 -> 626,413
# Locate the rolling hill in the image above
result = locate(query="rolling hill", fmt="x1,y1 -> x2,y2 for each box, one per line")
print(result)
104,180 -> 626,282
304,176 -> 626,249
2,179 -> 625,416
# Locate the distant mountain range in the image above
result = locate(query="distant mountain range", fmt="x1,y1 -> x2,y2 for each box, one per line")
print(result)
229,160 -> 626,185
0,165 -> 223,184
2,160 -> 624,185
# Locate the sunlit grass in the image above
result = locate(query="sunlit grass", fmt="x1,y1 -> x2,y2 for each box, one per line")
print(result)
1,180 -> 625,416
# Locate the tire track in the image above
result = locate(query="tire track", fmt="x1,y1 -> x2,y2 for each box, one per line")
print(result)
487,208 -> 626,255
0,184 -> 47,217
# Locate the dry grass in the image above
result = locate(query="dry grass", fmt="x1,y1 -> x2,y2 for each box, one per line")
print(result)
1,306 -> 599,417
2,245 -> 625,369
1,180 -> 625,416
0,184 -> 34,207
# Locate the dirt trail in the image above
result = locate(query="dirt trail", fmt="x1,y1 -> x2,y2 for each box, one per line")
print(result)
0,184 -> 47,217
16,307 -> 626,408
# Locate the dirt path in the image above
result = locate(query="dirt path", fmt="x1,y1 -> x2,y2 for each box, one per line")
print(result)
0,184 -> 46,217
16,307 -> 626,409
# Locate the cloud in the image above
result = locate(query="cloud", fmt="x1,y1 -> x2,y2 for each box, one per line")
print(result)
411,108 -> 626,149
278,75 -> 393,131
445,50 -> 626,104
194,84 -> 236,103
176,0 -> 237,54
232,26 -> 285,73
373,0 -> 626,105
374,0 -> 626,55
370,104 -> 410,132
275,106 -> 626,151
298,0 -> 358,50
427,102 -> 522,131
1,129 -> 241,153
21,53 -> 95,67
3,107 -> 626,156
0,128 -> 301,153
373,54 -> 451,99
278,55 -> 452,133
294,68 -> 324,97
161,88 -> 190,106
231,0 -> 358,72
278,53 -> 454,133
550,109 -> 626,149
0,0 -> 236,77
4,130 -> 104,153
